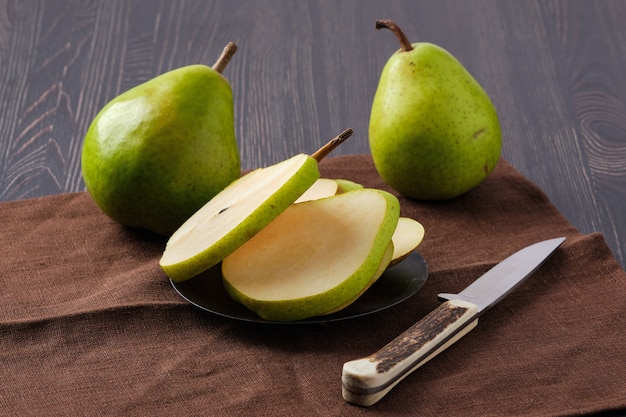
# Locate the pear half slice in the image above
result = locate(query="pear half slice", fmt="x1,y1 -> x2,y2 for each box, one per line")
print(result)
222,188 -> 400,321
389,217 -> 425,266
160,153 -> 320,282
160,129 -> 353,282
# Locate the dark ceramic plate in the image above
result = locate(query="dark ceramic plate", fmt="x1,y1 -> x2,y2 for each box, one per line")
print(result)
170,251 -> 428,324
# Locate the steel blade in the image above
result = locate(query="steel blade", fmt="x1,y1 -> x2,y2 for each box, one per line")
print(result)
438,237 -> 565,314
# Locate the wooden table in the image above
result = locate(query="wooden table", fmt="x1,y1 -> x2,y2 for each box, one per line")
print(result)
1,0 -> 624,270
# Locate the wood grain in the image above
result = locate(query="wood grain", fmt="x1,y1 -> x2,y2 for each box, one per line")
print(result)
0,0 -> 624,270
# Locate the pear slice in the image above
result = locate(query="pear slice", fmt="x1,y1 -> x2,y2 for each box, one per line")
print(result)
160,154 -> 318,281
222,188 -> 400,321
294,178 -> 339,203
160,129 -> 353,282
295,178 -> 364,203
335,179 -> 364,192
389,217 -> 425,267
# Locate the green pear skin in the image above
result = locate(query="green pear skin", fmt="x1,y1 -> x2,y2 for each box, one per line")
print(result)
370,21 -> 502,200
82,64 -> 241,236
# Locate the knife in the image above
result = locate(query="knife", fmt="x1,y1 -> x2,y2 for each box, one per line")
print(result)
341,237 -> 566,406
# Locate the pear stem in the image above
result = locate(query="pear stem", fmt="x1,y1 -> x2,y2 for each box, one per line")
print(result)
212,42 -> 238,74
375,19 -> 413,52
311,128 -> 353,162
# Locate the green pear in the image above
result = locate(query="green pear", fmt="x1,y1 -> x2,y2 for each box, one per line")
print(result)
222,188 -> 400,321
81,43 -> 241,236
369,20 -> 502,200
160,129 -> 353,282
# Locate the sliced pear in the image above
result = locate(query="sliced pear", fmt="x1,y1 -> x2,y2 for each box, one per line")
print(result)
294,178 -> 339,203
222,188 -> 400,321
160,129 -> 353,282
389,217 -> 425,267
335,179 -> 364,192
160,154 -> 318,281
295,178 -> 364,203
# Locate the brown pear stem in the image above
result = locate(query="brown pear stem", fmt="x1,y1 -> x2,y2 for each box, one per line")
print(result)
212,42 -> 238,73
311,128 -> 353,162
375,19 -> 413,52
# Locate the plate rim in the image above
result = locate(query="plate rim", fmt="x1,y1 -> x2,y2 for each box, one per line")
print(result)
170,251 -> 428,325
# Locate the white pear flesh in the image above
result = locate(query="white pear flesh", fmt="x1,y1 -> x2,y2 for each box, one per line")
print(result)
222,188 -> 400,321
294,178 -> 339,203
389,217 -> 425,266
160,154 -> 320,282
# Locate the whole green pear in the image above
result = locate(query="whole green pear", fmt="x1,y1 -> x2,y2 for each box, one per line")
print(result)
369,20 -> 502,200
82,43 -> 241,236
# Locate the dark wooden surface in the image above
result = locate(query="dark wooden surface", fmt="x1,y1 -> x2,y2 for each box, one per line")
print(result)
1,0 -> 625,274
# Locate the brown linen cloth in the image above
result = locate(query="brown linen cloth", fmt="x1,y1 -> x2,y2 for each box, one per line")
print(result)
1,155 -> 625,417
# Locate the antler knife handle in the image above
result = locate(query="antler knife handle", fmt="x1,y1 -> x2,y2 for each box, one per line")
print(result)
342,299 -> 479,406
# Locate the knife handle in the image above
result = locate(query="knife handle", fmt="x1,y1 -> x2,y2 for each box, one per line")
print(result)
342,299 -> 479,406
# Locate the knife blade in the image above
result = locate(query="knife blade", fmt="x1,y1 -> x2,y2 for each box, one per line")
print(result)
341,237 -> 566,406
